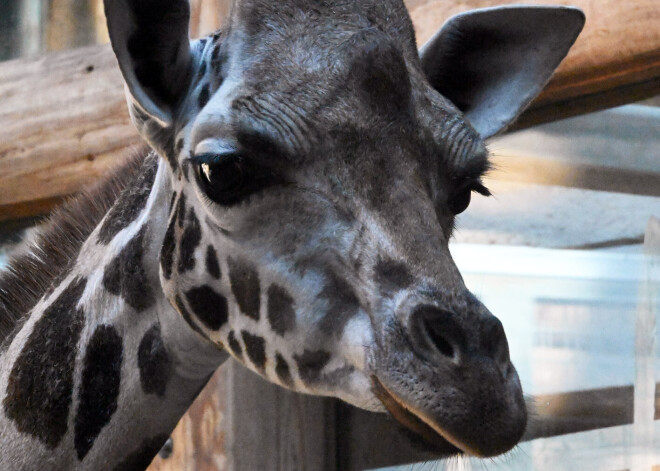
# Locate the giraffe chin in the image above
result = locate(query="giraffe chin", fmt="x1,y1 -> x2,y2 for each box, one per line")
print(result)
370,376 -> 483,458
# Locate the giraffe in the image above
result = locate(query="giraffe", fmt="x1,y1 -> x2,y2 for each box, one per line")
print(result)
0,0 -> 584,469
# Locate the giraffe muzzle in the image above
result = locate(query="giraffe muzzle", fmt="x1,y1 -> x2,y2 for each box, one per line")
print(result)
370,297 -> 526,457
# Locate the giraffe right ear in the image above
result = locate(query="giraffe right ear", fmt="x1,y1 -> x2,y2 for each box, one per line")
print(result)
104,0 -> 193,128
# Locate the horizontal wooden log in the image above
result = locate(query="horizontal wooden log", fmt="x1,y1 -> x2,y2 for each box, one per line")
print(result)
489,153 -> 660,198
1,0 -> 658,220
0,44 -> 142,219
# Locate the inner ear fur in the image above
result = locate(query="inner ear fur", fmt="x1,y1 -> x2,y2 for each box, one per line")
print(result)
105,0 -> 194,127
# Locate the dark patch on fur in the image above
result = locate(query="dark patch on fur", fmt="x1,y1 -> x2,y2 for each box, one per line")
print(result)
294,349 -> 331,385
3,277 -> 86,449
205,245 -> 221,279
228,257 -> 261,321
184,285 -> 228,331
178,207 -> 202,273
176,192 -> 186,229
111,434 -> 170,471
138,324 -> 172,397
227,330 -> 242,358
103,227 -> 155,311
175,138 -> 184,156
174,294 -> 207,339
340,28 -> 412,118
98,153 -> 157,244
0,150 -> 151,349
374,257 -> 413,291
318,270 -> 360,336
241,331 -> 266,373
275,353 -> 293,386
267,284 -> 296,336
74,325 -> 123,460
160,208 -> 177,281
198,83 -> 211,108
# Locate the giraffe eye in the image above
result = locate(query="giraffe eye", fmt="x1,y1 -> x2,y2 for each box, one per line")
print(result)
194,153 -> 278,206
449,189 -> 471,215
448,181 -> 490,216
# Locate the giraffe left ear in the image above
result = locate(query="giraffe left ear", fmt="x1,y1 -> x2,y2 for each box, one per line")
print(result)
419,6 -> 585,138
105,0 -> 193,128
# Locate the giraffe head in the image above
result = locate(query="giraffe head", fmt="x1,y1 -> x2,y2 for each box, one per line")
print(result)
105,0 -> 583,457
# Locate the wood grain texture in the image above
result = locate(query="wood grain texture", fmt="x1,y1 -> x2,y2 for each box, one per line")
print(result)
224,361 -> 336,471
1,0 -> 658,220
145,360 -> 336,471
489,153 -> 660,198
148,368 -> 229,471
190,0 -> 231,38
0,44 -> 142,219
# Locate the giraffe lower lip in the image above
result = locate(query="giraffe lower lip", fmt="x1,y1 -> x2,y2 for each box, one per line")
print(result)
370,376 -> 475,456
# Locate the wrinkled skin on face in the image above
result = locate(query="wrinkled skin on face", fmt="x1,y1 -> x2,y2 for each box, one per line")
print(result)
106,0 -> 583,458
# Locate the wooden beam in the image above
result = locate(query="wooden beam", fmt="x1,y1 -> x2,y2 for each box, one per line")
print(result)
0,44 -> 142,220
489,153 -> 660,198
0,0 -> 658,220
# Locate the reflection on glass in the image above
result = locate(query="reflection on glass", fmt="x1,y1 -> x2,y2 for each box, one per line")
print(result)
374,244 -> 659,471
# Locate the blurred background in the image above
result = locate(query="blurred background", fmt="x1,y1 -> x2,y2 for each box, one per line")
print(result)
0,1 -> 658,470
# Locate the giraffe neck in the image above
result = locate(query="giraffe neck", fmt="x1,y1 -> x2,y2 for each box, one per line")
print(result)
0,154 -> 227,470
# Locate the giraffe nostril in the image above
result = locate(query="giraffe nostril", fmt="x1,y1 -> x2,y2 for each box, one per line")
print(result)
423,317 -> 456,359
411,305 -> 466,363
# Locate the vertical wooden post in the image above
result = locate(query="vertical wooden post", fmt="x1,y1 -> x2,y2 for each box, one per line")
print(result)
148,368 -> 230,471
147,360 -> 337,471
224,361 -> 337,471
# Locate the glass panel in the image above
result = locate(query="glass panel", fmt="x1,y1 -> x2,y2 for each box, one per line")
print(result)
372,244 -> 660,471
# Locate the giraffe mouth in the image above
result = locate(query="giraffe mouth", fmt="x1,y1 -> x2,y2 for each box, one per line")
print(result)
370,376 -> 479,457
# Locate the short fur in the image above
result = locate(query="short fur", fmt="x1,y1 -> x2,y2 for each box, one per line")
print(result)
0,147 -> 152,349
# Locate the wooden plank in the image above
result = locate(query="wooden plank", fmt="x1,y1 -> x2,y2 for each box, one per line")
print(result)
223,361 -> 336,471
455,179 -> 660,249
190,0 -> 231,38
145,359 -> 336,471
148,368 -> 229,471
489,153 -> 660,197
0,0 -> 658,217
0,43 -> 142,219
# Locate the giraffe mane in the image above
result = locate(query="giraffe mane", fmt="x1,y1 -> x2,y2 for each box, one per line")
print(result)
0,147 -> 152,350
